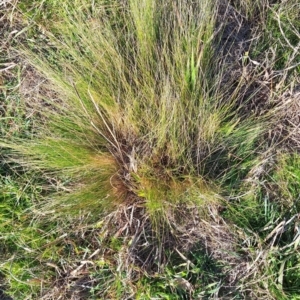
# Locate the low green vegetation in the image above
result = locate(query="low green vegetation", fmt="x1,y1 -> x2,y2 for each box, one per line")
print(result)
1,0 -> 300,299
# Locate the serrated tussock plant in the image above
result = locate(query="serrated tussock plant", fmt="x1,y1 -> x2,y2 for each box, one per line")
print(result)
7,0 -> 266,225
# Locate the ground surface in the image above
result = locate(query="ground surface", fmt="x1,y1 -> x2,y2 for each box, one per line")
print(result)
1,0 -> 300,299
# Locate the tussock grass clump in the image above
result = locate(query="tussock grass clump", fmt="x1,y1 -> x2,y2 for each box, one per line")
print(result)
12,0 -> 264,214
